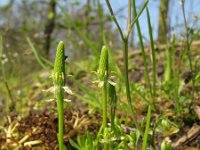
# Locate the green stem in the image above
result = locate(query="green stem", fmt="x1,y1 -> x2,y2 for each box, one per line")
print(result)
53,41 -> 66,150
132,2 -> 154,149
146,8 -> 157,100
56,87 -> 64,150
102,81 -> 108,150
132,0 -> 153,100
102,82 -> 108,129
181,0 -> 194,101
142,106 -> 151,150
109,83 -> 117,132
98,46 -> 109,149
127,0 -> 149,38
123,38 -> 140,131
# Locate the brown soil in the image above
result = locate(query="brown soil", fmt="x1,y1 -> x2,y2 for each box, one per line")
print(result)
0,109 -> 101,150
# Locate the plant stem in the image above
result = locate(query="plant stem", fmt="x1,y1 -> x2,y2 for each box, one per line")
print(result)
108,83 -> 117,132
146,8 -> 157,100
132,0 -> 152,100
140,8 -> 156,149
53,41 -> 66,150
102,82 -> 108,129
126,0 -> 149,38
105,0 -> 148,133
105,0 -> 124,40
123,38 -> 140,130
132,2 -> 154,148
98,46 -> 109,149
102,81 -> 108,150
181,0 -> 194,100
56,87 -> 64,150
142,105 -> 151,150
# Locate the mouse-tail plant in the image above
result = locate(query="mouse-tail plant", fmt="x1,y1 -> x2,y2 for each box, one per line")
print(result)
52,41 -> 67,150
97,46 -> 109,150
105,0 -> 148,134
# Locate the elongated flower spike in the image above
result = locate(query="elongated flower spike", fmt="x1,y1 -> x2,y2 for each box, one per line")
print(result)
52,41 -> 67,150
53,41 -> 66,86
97,45 -> 108,82
45,41 -> 73,97
92,46 -> 117,88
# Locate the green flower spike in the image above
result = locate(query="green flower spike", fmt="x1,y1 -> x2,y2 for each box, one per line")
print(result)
52,41 -> 73,150
97,45 -> 108,82
93,46 -> 116,88
53,41 -> 66,86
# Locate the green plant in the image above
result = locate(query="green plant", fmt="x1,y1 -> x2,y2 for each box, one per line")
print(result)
53,41 -> 66,150
50,41 -> 73,150
97,0 -> 122,80
161,140 -> 172,150
146,8 -> 157,100
69,132 -> 97,150
132,1 -> 155,148
97,45 -> 109,150
140,7 -> 157,150
105,0 -> 148,132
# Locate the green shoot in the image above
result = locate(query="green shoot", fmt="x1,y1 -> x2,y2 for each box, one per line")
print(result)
52,41 -> 66,150
142,106 -> 151,150
97,45 -> 109,150
105,0 -> 149,133
132,0 -> 152,100
146,7 -> 157,100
